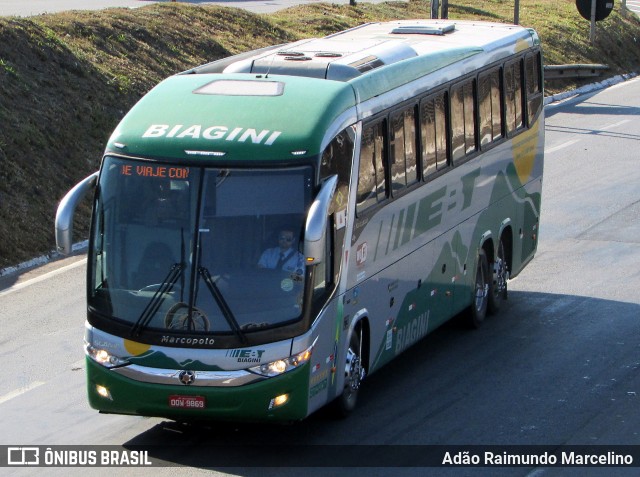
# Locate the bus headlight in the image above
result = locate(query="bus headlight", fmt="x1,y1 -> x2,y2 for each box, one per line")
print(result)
249,346 -> 313,377
85,343 -> 128,368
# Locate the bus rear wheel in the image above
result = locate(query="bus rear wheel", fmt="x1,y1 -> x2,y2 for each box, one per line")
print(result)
488,238 -> 508,314
335,323 -> 366,417
469,249 -> 490,328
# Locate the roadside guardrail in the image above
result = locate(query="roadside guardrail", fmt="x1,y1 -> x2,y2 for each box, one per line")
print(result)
544,64 -> 610,80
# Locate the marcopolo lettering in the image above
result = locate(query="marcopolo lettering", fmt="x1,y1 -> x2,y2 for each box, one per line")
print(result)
160,336 -> 216,346
142,124 -> 282,145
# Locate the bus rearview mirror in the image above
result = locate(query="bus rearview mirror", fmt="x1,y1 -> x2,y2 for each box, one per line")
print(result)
55,171 -> 99,255
304,175 -> 338,266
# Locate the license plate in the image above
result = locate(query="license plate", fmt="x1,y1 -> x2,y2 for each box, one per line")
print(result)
168,395 -> 206,409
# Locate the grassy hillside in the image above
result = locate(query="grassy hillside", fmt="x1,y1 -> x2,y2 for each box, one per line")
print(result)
0,0 -> 639,270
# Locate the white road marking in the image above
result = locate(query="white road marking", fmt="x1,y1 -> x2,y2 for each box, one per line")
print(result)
545,139 -> 580,154
600,119 -> 631,131
0,381 -> 46,405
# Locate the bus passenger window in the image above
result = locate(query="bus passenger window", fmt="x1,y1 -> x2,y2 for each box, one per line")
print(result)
478,69 -> 503,147
463,80 -> 476,155
390,107 -> 418,192
421,91 -> 448,179
525,52 -> 543,126
357,121 -> 386,212
404,107 -> 418,186
505,59 -> 524,134
451,80 -> 476,163
490,69 -> 502,141
451,85 -> 465,162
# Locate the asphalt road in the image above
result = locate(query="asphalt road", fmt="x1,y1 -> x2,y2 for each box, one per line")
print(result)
1,79 -> 639,476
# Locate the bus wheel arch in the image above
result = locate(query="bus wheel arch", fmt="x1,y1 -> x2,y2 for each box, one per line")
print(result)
334,317 -> 369,417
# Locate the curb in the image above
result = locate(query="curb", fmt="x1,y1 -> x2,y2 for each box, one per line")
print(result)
544,72 -> 638,106
0,240 -> 88,278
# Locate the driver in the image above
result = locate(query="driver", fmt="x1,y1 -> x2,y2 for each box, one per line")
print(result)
257,228 -> 304,275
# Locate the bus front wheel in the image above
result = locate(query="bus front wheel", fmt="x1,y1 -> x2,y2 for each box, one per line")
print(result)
335,323 -> 366,417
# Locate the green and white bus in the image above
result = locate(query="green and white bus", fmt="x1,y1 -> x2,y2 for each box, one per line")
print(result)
56,19 -> 544,422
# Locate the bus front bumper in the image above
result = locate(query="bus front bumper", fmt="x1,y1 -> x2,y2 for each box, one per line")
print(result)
86,357 -> 310,422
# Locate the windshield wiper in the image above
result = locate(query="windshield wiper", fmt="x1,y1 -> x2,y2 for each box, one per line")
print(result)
131,263 -> 184,337
199,267 -> 247,344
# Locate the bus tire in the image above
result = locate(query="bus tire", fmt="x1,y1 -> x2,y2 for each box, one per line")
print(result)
469,249 -> 490,328
335,323 -> 366,417
488,238 -> 508,314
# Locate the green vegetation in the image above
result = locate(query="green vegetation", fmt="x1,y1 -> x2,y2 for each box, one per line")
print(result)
0,0 -> 638,270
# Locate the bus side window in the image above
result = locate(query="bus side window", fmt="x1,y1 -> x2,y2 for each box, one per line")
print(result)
420,90 -> 449,180
390,106 -> 418,193
505,58 -> 525,135
478,68 -> 503,147
525,51 -> 543,126
451,79 -> 477,164
320,128 -> 355,287
356,120 -> 387,213
405,107 -> 418,187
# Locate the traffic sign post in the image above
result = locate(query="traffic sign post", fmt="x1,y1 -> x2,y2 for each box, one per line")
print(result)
575,0 -> 614,43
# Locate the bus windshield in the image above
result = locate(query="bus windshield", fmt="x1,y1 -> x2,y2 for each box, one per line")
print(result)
89,156 -> 313,339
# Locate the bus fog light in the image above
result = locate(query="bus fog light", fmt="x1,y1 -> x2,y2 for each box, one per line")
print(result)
268,394 -> 289,410
96,385 -> 113,400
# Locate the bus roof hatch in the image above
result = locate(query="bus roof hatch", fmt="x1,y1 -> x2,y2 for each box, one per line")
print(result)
391,23 -> 456,36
